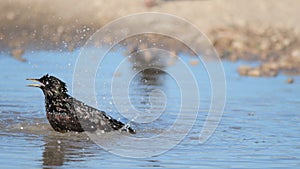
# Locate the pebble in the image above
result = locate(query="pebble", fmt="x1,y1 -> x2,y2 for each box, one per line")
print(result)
212,25 -> 300,76
237,65 -> 251,76
11,48 -> 26,62
144,0 -> 157,8
238,65 -> 278,77
189,59 -> 199,66
247,69 -> 261,77
286,78 -> 294,84
6,11 -> 16,20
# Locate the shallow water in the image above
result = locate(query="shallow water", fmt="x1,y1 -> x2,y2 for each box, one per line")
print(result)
0,49 -> 299,168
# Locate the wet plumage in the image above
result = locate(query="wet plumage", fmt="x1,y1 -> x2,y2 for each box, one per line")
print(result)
27,74 -> 135,134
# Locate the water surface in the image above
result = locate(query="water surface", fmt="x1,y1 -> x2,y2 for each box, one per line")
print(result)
0,49 -> 299,168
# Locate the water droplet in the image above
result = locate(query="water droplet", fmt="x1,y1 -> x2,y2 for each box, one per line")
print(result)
20,126 -> 24,130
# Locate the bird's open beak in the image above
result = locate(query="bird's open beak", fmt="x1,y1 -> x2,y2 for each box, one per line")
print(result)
26,78 -> 44,87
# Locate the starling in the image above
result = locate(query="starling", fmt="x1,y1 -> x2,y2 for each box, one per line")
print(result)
27,74 -> 135,134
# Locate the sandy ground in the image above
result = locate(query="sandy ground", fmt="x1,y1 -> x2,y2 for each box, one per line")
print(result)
0,0 -> 300,76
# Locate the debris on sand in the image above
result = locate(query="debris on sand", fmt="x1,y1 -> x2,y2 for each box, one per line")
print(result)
211,25 -> 300,76
11,48 -> 26,62
286,78 -> 294,84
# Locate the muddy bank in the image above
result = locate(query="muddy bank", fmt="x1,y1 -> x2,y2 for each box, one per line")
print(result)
1,0 -> 300,76
211,25 -> 300,76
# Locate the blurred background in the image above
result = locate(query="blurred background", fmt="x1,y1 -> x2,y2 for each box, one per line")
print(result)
1,0 -> 300,76
0,0 -> 299,168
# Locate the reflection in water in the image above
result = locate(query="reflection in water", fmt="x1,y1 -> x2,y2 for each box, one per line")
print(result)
124,42 -> 182,127
127,55 -> 181,132
143,159 -> 162,168
128,47 -> 170,113
132,68 -> 166,111
131,68 -> 168,126
139,68 -> 165,86
42,133 -> 97,168
42,137 -> 65,167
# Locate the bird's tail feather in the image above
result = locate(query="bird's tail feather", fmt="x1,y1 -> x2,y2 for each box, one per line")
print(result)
109,118 -> 136,134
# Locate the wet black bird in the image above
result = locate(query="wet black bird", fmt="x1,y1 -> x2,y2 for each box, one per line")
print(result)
27,74 -> 135,134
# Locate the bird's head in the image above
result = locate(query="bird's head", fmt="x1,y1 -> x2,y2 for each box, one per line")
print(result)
27,74 -> 68,97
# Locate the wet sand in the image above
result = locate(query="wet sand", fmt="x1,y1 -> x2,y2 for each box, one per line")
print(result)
0,0 -> 300,76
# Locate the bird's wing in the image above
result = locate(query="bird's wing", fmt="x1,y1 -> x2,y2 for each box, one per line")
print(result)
70,97 -> 135,134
